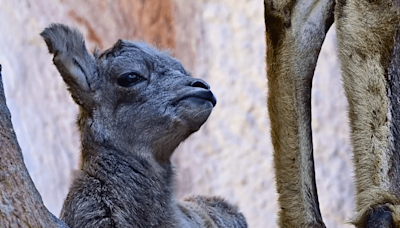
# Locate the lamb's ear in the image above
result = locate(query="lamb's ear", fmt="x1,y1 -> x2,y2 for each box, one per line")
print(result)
40,23 -> 96,109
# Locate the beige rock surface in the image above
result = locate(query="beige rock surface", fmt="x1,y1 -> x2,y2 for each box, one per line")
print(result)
312,28 -> 355,228
0,0 -> 355,227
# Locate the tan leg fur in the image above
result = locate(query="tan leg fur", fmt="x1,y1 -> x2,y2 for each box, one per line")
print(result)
336,0 -> 400,227
264,0 -> 334,227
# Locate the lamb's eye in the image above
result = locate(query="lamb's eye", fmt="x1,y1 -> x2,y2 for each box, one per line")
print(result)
117,72 -> 144,87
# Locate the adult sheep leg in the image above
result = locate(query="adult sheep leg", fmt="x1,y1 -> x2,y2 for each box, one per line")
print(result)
336,0 -> 400,227
264,0 -> 334,227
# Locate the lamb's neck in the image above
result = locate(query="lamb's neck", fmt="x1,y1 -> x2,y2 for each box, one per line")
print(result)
79,124 -> 178,166
83,144 -> 174,186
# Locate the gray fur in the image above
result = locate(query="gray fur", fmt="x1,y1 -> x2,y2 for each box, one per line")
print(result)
41,24 -> 247,228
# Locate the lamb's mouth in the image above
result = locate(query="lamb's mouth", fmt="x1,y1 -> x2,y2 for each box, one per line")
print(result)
176,90 -> 217,107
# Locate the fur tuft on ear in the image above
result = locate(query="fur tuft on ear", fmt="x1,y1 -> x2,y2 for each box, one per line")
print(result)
41,23 -> 97,109
41,24 -> 85,55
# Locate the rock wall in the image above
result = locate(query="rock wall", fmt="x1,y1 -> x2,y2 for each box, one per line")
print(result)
0,0 -> 354,227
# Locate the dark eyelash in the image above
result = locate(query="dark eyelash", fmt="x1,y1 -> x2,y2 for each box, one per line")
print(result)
117,72 -> 145,87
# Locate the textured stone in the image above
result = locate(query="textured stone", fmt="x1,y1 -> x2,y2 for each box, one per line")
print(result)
0,63 -> 60,228
0,0 -> 354,227
312,28 -> 354,228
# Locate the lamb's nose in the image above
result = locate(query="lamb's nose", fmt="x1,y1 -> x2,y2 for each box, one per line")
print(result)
191,79 -> 210,90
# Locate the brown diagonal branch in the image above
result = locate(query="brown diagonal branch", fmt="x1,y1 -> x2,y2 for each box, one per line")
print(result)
0,64 -> 67,228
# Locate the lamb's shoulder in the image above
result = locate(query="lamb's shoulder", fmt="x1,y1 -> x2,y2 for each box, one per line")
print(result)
60,170 -> 118,228
60,169 -> 148,228
60,159 -> 178,228
178,195 -> 248,228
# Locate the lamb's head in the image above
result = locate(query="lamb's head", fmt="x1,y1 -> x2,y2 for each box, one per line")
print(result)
41,24 -> 216,162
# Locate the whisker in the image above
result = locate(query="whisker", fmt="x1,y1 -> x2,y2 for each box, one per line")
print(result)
192,108 -> 214,118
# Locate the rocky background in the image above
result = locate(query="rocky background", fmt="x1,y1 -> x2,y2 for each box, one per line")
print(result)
0,0 -> 354,227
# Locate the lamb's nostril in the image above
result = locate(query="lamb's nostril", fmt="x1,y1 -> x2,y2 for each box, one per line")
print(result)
191,80 -> 210,90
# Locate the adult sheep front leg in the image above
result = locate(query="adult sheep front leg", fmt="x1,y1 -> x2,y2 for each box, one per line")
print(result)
264,0 -> 334,227
336,0 -> 400,227
41,24 -> 247,228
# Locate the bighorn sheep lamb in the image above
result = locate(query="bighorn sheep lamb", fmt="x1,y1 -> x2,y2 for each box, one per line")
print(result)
41,24 -> 247,228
